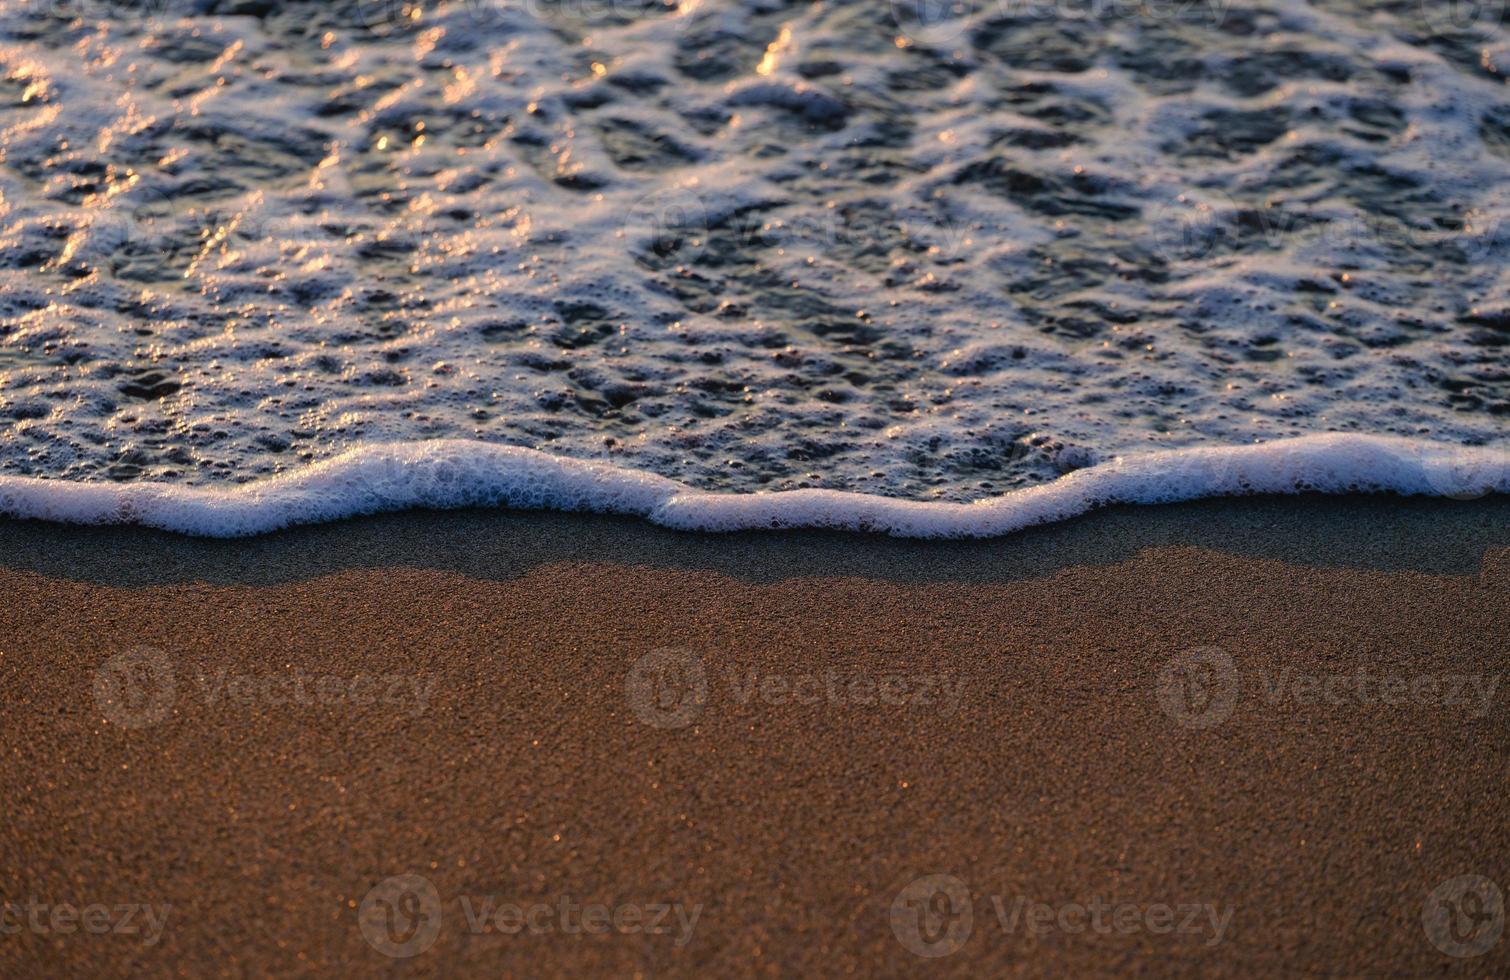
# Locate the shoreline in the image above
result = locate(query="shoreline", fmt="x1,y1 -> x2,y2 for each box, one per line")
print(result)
0,494 -> 1506,976
1,490 -> 1507,585
0,433 -> 1502,539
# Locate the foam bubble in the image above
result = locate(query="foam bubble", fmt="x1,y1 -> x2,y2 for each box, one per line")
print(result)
0,435 -> 1499,539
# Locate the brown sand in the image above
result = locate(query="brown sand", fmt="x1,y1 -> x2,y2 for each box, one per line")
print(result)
0,494 -> 1506,977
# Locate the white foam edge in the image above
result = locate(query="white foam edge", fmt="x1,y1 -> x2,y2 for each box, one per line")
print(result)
0,433 -> 1502,539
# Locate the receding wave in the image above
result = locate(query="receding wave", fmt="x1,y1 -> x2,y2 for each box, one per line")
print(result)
0,434 -> 1501,539
1,1 -> 1507,501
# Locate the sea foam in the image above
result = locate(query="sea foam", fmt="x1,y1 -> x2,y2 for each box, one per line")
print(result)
0,435 -> 1501,539
1,2 -> 1507,500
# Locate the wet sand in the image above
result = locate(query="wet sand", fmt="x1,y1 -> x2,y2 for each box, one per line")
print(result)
0,494 -> 1507,977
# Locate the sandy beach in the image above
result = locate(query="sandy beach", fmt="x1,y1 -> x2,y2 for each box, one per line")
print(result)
0,494 -> 1506,977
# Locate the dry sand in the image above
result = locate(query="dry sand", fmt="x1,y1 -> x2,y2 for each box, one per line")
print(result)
0,494 -> 1507,977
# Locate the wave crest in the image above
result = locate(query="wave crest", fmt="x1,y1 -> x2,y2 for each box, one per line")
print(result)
0,434 -> 1502,538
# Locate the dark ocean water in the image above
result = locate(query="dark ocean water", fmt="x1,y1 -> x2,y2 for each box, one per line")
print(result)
0,0 -> 1505,509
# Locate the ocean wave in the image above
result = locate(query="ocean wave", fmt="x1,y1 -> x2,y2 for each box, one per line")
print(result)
1,1 -> 1506,499
0,434 -> 1502,539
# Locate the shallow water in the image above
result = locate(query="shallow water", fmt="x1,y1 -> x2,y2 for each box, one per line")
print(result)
0,0 -> 1506,506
